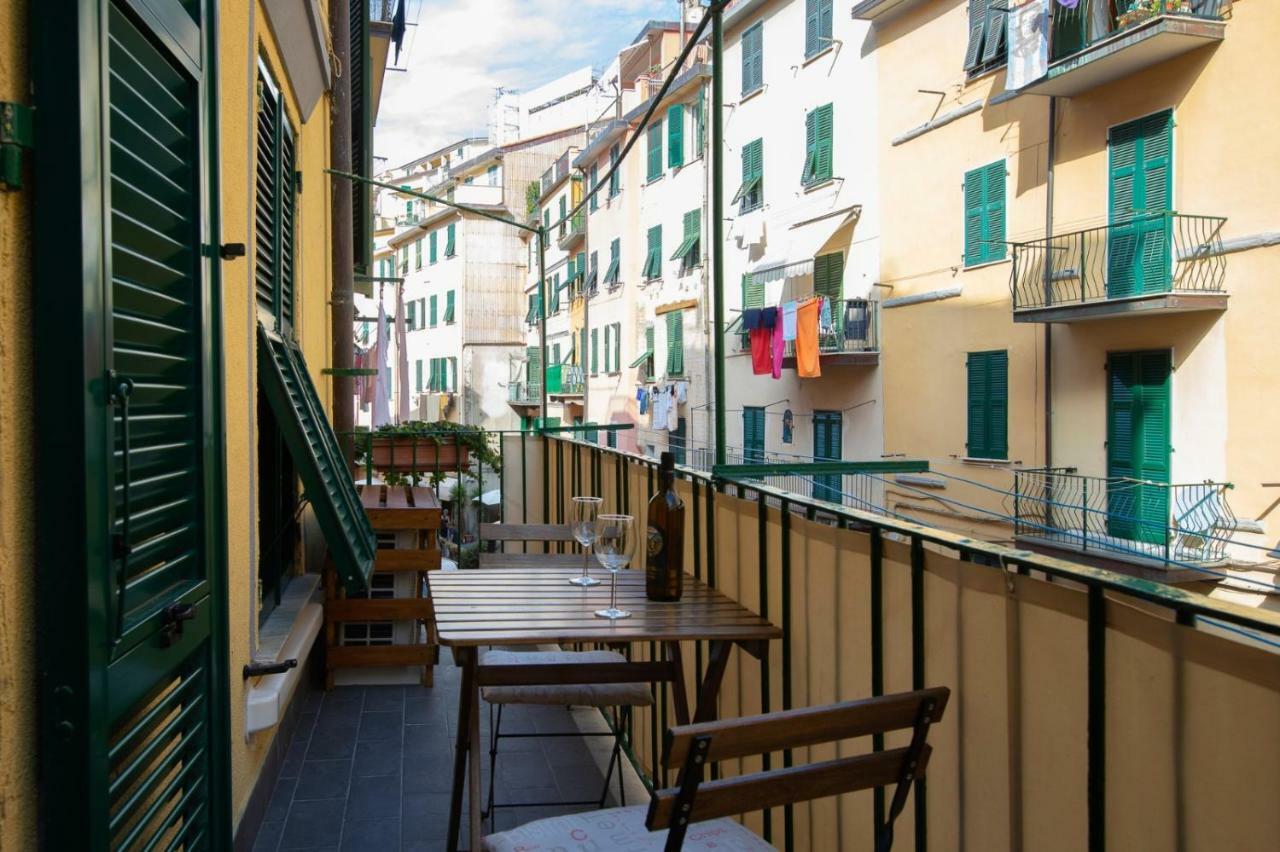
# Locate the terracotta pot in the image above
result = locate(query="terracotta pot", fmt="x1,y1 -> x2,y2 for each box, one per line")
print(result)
367,435 -> 470,473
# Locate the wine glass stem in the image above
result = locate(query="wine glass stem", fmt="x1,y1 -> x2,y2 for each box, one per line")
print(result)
610,570 -> 618,612
582,547 -> 590,579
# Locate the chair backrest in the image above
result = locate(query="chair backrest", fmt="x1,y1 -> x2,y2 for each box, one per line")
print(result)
645,687 -> 949,852
478,523 -> 576,544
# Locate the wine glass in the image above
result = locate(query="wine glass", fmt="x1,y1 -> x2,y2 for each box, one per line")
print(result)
593,514 -> 634,620
568,496 -> 603,586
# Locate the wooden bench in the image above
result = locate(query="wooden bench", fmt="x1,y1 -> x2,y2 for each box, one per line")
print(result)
477,522 -> 581,569
481,686 -> 950,851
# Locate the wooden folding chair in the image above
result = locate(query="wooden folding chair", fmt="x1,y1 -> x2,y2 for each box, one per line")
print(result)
480,687 -> 950,852
476,522 -> 581,568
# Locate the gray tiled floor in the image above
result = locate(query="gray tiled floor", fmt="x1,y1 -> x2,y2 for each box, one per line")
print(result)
254,652 -> 646,852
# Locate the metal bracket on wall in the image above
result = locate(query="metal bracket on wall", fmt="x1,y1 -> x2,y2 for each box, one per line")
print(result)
0,102 -> 34,190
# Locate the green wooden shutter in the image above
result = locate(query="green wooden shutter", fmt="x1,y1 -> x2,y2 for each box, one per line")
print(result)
445,222 -> 457,256
645,225 -> 662,279
984,161 -> 1007,263
350,0 -> 371,270
259,325 -> 375,593
415,237 -> 422,268
648,119 -> 664,180
589,163 -> 599,210
743,407 -> 765,462
743,22 -> 763,94
668,103 -> 685,168
813,411 -> 843,501
1107,350 -> 1171,543
444,290 -> 455,323
614,322 -> 623,371
429,294 -> 438,326
964,0 -> 990,70
609,144 -> 621,195
416,359 -> 423,392
981,3 -> 1008,65
430,230 -> 438,263
966,350 -> 1008,459
806,0 -> 821,57
1108,111 -> 1173,297
406,301 -> 416,329
694,85 -> 706,151
814,252 -> 844,333
816,103 -> 833,182
964,166 -> 985,266
666,311 -> 684,376
279,123 -> 297,328
591,328 -> 599,374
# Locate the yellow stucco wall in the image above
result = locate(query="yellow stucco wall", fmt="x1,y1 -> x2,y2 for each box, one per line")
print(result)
224,1 -> 335,830
0,0 -> 34,846
877,0 -> 1280,549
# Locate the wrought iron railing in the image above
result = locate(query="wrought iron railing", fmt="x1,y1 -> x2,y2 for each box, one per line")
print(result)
507,381 -> 541,405
1010,213 -> 1227,311
736,298 -> 880,356
546,364 -> 584,395
1050,0 -> 1227,62
1012,467 -> 1237,564
369,0 -> 397,24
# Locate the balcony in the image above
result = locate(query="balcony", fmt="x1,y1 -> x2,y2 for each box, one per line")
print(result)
507,380 -> 541,407
274,428 -> 1280,852
1011,213 -> 1227,322
452,183 -> 503,208
558,209 -> 586,251
546,364 -> 585,397
1021,1 -> 1227,97
1012,467 -> 1238,570
778,297 -> 880,367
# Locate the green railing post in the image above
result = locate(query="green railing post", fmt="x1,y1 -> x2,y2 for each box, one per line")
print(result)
712,2 -> 726,467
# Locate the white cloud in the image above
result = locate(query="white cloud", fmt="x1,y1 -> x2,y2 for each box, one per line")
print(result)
374,0 -> 676,167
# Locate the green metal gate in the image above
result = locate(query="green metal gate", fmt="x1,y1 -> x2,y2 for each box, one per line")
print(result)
35,1 -> 231,848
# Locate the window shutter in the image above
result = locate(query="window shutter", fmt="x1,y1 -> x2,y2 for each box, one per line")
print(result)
814,252 -> 843,301
743,271 -> 765,309
451,358 -> 458,393
743,23 -> 763,94
984,161 -> 1007,264
415,237 -> 422,268
744,408 -> 765,461
981,4 -> 1007,65
816,103 -> 833,181
429,230 -> 437,263
445,222 -> 456,257
591,328 -> 599,374
966,350 -> 1007,459
444,290 -> 455,323
803,109 -> 818,183
406,301 -> 416,329
694,85 -> 706,151
589,163 -> 599,211
668,103 -> 684,168
666,311 -> 684,376
1108,112 -> 1172,297
963,165 -> 986,266
647,119 -> 663,181
806,0 -> 820,57
415,359 -> 423,392
609,144 -> 620,196
966,352 -> 989,458
614,322 -> 622,372
964,0 -> 989,71
255,73 -> 280,315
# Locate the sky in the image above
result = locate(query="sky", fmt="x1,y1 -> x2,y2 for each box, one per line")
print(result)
374,0 -> 679,169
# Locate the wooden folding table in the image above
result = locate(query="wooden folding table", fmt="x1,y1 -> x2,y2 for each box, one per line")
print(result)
427,566 -> 782,850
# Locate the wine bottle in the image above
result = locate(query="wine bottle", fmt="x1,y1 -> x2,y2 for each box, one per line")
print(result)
645,452 -> 685,601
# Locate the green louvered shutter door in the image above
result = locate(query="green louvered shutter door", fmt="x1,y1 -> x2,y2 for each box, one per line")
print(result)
816,104 -> 833,181
527,346 -> 541,385
987,350 -> 1008,459
805,0 -> 821,56
804,109 -> 817,183
1107,117 -> 1145,297
744,408 -> 765,463
1136,351 -> 1172,542
350,0 -> 370,270
591,328 -> 599,374
279,123 -> 297,329
1107,351 -> 1171,544
255,77 -> 278,314
648,120 -> 663,180
963,166 -> 986,266
41,3 -> 231,847
813,411 -> 842,502
967,353 -> 990,458
666,311 -> 684,376
964,0 -> 989,70
1106,352 -> 1139,539
984,161 -> 1006,263
1137,112 -> 1173,294
668,103 -> 684,168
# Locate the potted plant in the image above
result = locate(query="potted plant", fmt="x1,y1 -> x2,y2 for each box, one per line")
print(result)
354,421 -> 501,479
1118,0 -> 1193,28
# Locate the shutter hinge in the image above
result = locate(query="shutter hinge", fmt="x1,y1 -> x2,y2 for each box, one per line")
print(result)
295,169 -> 303,194
0,102 -> 35,191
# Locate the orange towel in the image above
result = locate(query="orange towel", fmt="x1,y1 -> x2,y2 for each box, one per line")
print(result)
795,298 -> 822,378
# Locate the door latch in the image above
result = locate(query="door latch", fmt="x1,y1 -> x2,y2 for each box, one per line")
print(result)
158,602 -> 196,648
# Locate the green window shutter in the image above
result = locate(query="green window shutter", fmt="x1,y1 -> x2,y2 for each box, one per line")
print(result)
279,124 -> 297,329
415,359 -> 423,392
254,66 -> 298,330
693,85 -> 705,152
647,119 -> 663,181
981,4 -> 1008,65
445,222 -> 456,257
817,103 -> 833,182
451,358 -> 458,393
543,208 -> 550,230
406,301 -> 416,329
1108,111 -> 1173,297
609,144 -> 621,196
415,237 -> 422,268
668,103 -> 685,168
964,0 -> 990,71
966,350 -> 1008,460
963,166 -> 985,266
591,328 -> 599,374
964,160 -> 1006,267
645,225 -> 663,279
806,0 -> 833,58
613,322 -> 622,372
430,230 -> 438,263
604,237 -> 620,285
814,252 -> 844,301
803,104 -> 833,185
429,294 -> 437,327
743,271 -> 766,309
550,273 -> 561,312
743,407 -> 765,462
736,138 -> 763,212
259,325 -> 375,594
742,22 -> 763,95
589,164 -> 599,211
803,109 -> 818,184
984,160 -> 1007,263
1106,350 -> 1171,542
666,311 -> 684,376
812,410 -> 843,501
444,290 -> 455,323
559,194 -> 567,224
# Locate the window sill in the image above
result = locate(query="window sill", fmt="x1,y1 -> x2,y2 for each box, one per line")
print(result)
247,574 -> 323,736
962,257 -> 1010,273
646,174 -> 665,186
739,86 -> 765,106
802,44 -> 836,67
959,455 -> 1010,465
802,177 -> 837,194
965,62 -> 1008,86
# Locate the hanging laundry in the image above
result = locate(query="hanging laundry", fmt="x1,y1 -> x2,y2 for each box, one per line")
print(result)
742,308 -> 764,330
819,297 -> 835,336
675,382 -> 688,405
845,300 -> 870,342
771,316 -> 784,380
781,301 -> 798,342
749,327 -> 772,376
666,392 -> 678,431
761,306 -> 777,330
638,388 -> 649,415
795,299 -> 822,378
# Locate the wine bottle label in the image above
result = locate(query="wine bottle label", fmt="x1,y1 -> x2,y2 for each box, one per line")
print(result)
646,525 -> 664,560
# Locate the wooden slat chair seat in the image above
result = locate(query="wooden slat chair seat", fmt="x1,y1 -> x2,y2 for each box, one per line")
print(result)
470,523 -> 654,830
482,687 -> 950,852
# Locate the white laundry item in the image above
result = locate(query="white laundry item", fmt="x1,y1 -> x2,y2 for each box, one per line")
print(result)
394,282 -> 410,423
782,301 -> 799,341
372,299 -> 391,427
675,382 -> 688,405
666,393 -> 678,431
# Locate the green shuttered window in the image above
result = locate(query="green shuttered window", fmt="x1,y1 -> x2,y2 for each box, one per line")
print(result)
812,410 -> 843,501
802,103 -> 833,186
735,138 -> 763,213
964,0 -> 1007,74
668,103 -> 684,169
429,294 -> 438,327
647,119 -> 664,181
963,160 -> 1007,267
609,144 -> 621,196
671,209 -> 701,271
805,0 -> 833,58
1108,110 -> 1173,297
589,163 -> 599,211
966,350 -> 1008,460
743,407 -> 766,462
1106,350 -> 1171,543
604,237 -> 620,286
742,22 -> 764,96
444,290 -> 455,323
414,238 -> 422,268
258,325 -> 375,594
255,64 -> 298,331
591,328 -> 599,375
665,310 -> 685,377
643,225 -> 663,280
429,230 -> 438,263
444,222 -> 457,257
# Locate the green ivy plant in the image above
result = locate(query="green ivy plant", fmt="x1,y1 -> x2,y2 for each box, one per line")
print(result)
354,420 -> 502,473
525,181 -> 541,216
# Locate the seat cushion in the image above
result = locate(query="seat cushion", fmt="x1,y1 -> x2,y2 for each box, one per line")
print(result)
482,805 -> 775,851
478,650 -> 655,707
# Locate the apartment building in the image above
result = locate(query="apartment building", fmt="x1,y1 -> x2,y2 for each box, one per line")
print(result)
858,0 -> 1278,575
719,0 -> 885,492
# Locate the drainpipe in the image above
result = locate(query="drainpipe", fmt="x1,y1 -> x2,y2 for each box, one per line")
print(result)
330,0 -> 355,463
1044,96 -> 1057,472
701,74 -> 713,459
711,3 -> 726,466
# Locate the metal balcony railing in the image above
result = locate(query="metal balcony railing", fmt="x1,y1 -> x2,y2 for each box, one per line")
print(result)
369,0 -> 397,23
1050,0 -> 1227,62
737,299 -> 880,357
546,364 -> 584,395
1011,213 -> 1227,312
1012,467 -> 1237,565
507,381 -> 541,405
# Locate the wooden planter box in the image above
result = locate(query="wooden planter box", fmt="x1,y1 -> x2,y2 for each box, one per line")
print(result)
367,436 -> 470,474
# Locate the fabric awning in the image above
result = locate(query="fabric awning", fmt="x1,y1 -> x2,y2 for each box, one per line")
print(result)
746,208 -> 860,286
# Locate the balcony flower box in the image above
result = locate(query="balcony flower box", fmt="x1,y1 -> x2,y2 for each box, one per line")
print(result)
1118,1 -> 1193,29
